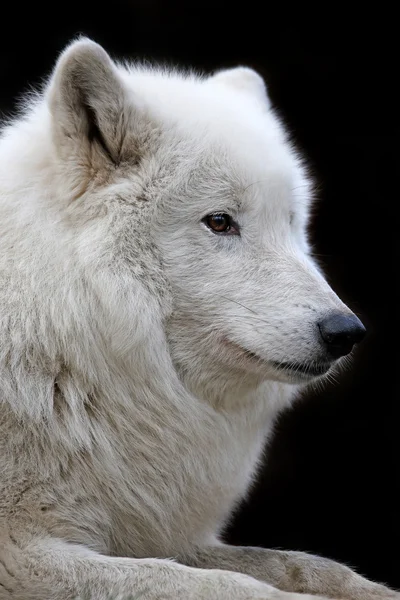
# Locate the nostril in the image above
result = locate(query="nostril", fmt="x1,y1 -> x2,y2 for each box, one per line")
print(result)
318,312 -> 366,359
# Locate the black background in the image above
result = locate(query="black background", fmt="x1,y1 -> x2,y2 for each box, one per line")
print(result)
0,2 -> 397,589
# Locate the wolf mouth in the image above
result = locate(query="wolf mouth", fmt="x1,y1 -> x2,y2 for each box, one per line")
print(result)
224,338 -> 332,378
271,361 -> 332,377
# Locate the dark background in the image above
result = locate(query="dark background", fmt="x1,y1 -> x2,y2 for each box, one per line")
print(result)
0,2 -> 397,589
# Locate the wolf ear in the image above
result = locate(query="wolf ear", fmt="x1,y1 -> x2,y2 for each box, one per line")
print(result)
48,38 -> 135,166
210,67 -> 270,110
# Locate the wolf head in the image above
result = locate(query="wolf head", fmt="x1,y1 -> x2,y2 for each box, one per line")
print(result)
0,39 -> 365,411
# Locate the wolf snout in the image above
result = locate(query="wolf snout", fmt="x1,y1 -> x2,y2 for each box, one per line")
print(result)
317,312 -> 366,359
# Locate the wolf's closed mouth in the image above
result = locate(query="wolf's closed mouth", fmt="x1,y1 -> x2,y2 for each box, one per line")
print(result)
272,361 -> 332,377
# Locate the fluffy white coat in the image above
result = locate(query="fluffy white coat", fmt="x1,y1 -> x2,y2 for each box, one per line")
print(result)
0,39 -> 396,600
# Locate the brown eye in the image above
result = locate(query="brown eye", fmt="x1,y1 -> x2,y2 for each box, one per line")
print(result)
203,213 -> 238,234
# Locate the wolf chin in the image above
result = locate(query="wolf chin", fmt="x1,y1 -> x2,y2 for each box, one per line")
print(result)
0,38 -> 396,600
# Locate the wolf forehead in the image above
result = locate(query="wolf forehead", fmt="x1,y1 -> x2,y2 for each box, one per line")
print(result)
47,38 -> 308,212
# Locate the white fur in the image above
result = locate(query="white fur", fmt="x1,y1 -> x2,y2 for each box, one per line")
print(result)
0,38 -> 397,600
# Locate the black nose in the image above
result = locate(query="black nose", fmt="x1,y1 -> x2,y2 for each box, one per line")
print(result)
318,312 -> 366,358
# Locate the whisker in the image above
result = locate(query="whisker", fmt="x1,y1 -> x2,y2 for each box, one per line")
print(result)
242,179 -> 271,193
291,184 -> 312,191
216,295 -> 276,330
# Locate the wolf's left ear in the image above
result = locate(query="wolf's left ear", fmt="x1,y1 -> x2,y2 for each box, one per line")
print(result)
48,38 -> 136,165
210,67 -> 270,110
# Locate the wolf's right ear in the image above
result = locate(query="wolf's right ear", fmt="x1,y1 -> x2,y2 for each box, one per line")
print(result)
48,38 -> 136,166
210,67 -> 270,111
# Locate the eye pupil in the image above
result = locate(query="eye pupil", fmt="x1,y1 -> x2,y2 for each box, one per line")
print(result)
205,213 -> 231,232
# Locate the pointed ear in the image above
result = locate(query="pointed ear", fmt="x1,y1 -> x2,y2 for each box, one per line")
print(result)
47,38 -> 136,166
210,67 -> 270,110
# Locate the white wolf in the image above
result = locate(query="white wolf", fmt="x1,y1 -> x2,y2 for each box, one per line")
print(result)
0,38 -> 396,600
